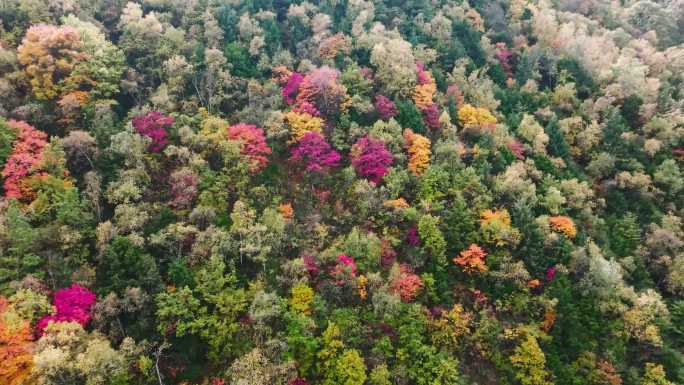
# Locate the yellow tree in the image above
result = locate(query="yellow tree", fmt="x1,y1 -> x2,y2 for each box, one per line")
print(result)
0,298 -> 34,385
285,111 -> 324,142
17,24 -> 88,100
510,335 -> 553,385
403,128 -> 431,176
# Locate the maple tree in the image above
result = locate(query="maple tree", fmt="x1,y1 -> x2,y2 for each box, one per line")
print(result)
374,95 -> 398,120
389,264 -> 424,302
350,136 -> 393,184
453,244 -> 488,273
548,216 -> 578,238
403,128 -> 431,176
227,123 -> 272,173
289,131 -> 341,174
17,24 -> 87,100
295,66 -> 349,117
131,111 -> 173,153
1,120 -> 48,201
0,298 -> 34,385
36,284 -> 97,335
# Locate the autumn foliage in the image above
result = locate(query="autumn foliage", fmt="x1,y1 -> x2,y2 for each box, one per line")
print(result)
132,111 -> 173,153
1,120 -> 48,200
548,216 -> 577,238
389,264 -> 423,302
17,24 -> 87,100
350,136 -> 393,184
0,298 -> 34,385
227,123 -> 272,172
454,244 -> 488,273
403,128 -> 431,176
374,95 -> 398,120
285,111 -> 324,142
457,104 -> 497,128
36,284 -> 96,335
290,131 -> 341,174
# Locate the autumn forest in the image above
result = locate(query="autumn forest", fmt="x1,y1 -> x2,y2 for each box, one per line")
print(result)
0,1 -> 683,385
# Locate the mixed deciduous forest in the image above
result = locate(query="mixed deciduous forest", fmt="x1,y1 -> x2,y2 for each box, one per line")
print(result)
0,0 -> 683,384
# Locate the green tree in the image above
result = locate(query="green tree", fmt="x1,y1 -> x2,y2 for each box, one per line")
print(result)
97,236 -> 162,296
155,255 -> 248,362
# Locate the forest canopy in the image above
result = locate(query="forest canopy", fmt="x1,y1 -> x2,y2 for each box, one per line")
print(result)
0,0 -> 683,384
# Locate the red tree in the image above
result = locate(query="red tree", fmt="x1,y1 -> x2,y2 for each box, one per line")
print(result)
227,123 -> 272,173
1,120 -> 48,200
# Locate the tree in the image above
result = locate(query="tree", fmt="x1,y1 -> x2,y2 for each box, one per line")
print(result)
285,111 -> 324,142
418,214 -> 447,267
510,335 -> 553,385
295,66 -> 349,118
318,322 -> 367,385
370,38 -> 417,97
1,120 -> 48,200
227,123 -> 272,173
351,136 -> 393,184
290,283 -> 314,315
61,15 -> 125,100
640,363 -> 675,385
168,168 -> 199,209
36,284 -> 97,335
155,256 -> 248,363
0,298 -> 34,385
454,244 -> 488,273
289,131 -> 341,174
388,264 -> 423,302
403,128 -> 431,176
131,111 -> 172,153
374,95 -> 398,120
548,216 -> 577,239
17,24 -> 87,100
32,321 -> 128,385
97,236 -> 161,296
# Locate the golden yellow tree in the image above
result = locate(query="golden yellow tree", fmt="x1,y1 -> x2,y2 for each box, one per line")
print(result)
285,111 -> 324,142
17,24 -> 88,100
403,128 -> 431,176
457,104 -> 497,128
548,216 -> 577,238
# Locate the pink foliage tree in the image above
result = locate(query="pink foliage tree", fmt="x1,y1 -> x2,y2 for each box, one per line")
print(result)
406,227 -> 421,246
508,140 -> 525,160
36,284 -> 96,335
289,131 -> 341,174
494,42 -> 514,78
331,254 -> 357,284
1,120 -> 48,199
415,62 -> 431,85
389,264 -> 423,302
132,111 -> 173,152
295,66 -> 347,117
168,168 -> 198,209
374,95 -> 398,120
227,123 -> 272,173
422,103 -> 440,130
282,72 -> 303,105
292,100 -> 321,117
350,136 -> 393,184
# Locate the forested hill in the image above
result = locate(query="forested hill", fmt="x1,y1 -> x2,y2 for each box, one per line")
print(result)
0,1 -> 683,384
